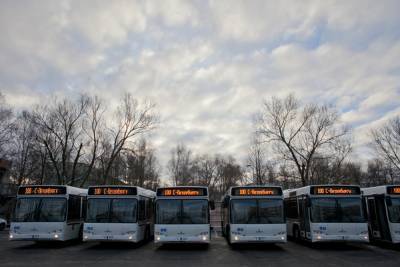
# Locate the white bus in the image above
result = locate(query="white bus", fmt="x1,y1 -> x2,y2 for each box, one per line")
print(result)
284,185 -> 369,243
362,185 -> 400,244
221,186 -> 286,244
154,186 -> 213,244
10,185 -> 87,241
83,186 -> 155,243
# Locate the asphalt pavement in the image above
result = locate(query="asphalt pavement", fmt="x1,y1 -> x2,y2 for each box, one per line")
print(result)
0,230 -> 400,267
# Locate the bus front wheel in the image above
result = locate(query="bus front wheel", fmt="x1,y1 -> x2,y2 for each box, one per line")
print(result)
293,226 -> 300,240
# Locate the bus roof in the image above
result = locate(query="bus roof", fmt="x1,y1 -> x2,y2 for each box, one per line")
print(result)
362,185 -> 400,196
87,185 -> 155,198
17,185 -> 87,196
283,184 -> 361,198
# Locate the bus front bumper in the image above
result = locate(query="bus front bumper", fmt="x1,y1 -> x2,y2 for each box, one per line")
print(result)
311,234 -> 369,243
230,234 -> 286,243
9,233 -> 65,241
83,234 -> 138,242
154,235 -> 210,244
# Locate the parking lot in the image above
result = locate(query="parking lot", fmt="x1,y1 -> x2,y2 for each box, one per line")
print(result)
1,230 -> 400,267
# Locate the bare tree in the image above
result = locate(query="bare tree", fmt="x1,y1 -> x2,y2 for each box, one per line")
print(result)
371,116 -> 400,173
215,155 -> 243,195
10,111 -> 37,185
257,94 -> 351,186
168,144 -> 193,186
79,96 -> 105,187
100,94 -> 157,184
191,154 -> 218,187
0,92 -> 14,157
123,139 -> 161,190
30,96 -> 89,185
247,134 -> 270,185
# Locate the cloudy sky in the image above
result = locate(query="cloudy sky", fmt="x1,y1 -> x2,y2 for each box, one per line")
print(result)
1,0 -> 400,173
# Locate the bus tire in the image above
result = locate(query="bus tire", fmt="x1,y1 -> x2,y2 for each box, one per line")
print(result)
293,225 -> 300,240
226,226 -> 231,245
145,226 -> 150,242
78,225 -> 83,241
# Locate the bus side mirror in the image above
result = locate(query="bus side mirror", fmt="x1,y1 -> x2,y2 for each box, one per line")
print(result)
386,197 -> 392,206
210,200 -> 215,210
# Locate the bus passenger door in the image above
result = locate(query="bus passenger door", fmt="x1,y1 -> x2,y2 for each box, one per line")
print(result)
367,197 -> 381,240
299,196 -> 311,240
375,195 -> 392,241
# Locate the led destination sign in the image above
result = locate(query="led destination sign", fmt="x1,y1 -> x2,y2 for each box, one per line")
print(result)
387,186 -> 400,195
18,186 -> 67,195
157,187 -> 208,197
231,187 -> 282,196
311,186 -> 360,195
88,187 -> 137,195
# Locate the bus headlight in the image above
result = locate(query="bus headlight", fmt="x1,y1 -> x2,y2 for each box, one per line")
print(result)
317,235 -> 322,240
234,236 -> 239,241
84,235 -> 88,240
54,234 -> 59,239
128,235 -> 133,240
202,235 -> 208,241
9,234 -> 13,239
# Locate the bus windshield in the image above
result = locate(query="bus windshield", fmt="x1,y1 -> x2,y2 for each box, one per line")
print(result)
86,198 -> 137,223
310,197 -> 364,223
387,198 -> 400,223
230,199 -> 284,224
14,197 -> 66,222
156,199 -> 208,224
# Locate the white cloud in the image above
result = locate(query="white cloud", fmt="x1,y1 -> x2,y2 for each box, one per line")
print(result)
1,0 -> 400,177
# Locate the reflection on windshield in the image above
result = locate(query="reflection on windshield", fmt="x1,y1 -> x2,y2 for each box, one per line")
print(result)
311,197 -> 364,223
230,199 -> 284,224
14,198 -> 66,222
86,198 -> 137,223
388,198 -> 400,223
156,200 -> 208,224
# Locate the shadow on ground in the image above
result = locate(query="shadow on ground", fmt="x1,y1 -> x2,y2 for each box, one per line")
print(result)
11,239 -> 82,250
228,243 -> 285,251
156,243 -> 210,251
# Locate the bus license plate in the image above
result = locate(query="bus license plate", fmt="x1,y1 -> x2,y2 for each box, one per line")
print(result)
257,237 -> 265,241
32,235 -> 39,239
105,236 -> 113,240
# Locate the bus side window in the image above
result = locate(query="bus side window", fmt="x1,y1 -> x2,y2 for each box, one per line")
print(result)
368,198 -> 378,224
138,199 -> 146,221
146,199 -> 153,219
68,195 -> 81,222
81,197 -> 87,220
285,198 -> 298,219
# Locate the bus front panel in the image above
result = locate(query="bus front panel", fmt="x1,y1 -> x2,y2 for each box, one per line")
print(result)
308,196 -> 368,242
154,198 -> 210,243
228,198 -> 286,243
83,197 -> 144,242
9,197 -> 74,241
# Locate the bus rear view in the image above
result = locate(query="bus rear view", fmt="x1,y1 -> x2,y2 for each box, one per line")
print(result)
154,186 -> 211,244
221,186 -> 286,244
284,185 -> 368,243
